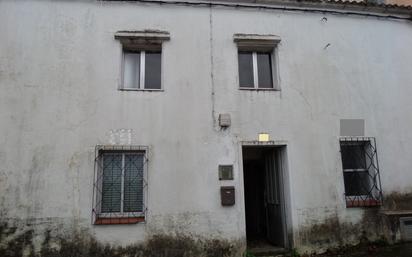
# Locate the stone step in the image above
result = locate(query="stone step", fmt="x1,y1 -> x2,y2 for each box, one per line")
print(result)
247,247 -> 290,257
255,254 -> 291,257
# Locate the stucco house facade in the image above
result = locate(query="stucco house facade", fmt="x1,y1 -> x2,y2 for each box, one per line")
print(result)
1,0 -> 412,256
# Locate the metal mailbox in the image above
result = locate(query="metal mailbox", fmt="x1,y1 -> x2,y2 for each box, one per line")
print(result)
221,186 -> 235,206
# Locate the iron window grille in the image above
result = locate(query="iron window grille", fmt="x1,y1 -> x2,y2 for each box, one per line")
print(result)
92,145 -> 148,224
339,137 -> 383,207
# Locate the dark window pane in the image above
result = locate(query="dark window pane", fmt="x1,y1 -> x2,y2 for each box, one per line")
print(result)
405,220 -> 412,226
144,52 -> 161,89
341,143 -> 366,169
124,154 -> 144,212
238,52 -> 254,88
101,154 -> 122,213
257,53 -> 273,88
344,171 -> 371,196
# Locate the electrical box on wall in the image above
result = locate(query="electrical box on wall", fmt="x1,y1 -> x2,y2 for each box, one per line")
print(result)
219,113 -> 231,127
219,165 -> 233,180
221,186 -> 235,206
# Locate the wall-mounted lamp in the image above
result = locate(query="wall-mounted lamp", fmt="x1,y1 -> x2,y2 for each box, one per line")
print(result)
258,133 -> 270,142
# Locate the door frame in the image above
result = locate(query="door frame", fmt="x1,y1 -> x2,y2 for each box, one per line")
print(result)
239,141 -> 292,249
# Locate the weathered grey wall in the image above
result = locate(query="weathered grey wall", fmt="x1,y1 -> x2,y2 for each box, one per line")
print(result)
1,0 -> 412,255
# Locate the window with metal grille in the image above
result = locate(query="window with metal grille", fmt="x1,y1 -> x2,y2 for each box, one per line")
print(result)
92,145 -> 148,224
339,137 -> 383,207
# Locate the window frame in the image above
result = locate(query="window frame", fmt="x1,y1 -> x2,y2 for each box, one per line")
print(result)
98,151 -> 146,218
92,145 -> 148,224
341,140 -> 372,199
114,30 -> 170,92
121,50 -> 163,91
234,33 -> 281,91
238,50 -> 277,90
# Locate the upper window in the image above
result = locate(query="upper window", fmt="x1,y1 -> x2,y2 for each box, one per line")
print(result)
234,33 -> 280,90
339,138 -> 383,208
92,145 -> 148,225
123,50 -> 161,90
238,51 -> 274,89
114,30 -> 170,91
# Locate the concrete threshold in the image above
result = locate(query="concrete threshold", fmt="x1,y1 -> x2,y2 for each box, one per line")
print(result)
248,245 -> 289,257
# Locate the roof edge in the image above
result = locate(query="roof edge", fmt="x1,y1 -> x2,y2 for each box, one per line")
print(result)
106,0 -> 412,20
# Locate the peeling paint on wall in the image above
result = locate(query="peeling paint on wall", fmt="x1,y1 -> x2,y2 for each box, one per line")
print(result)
108,129 -> 133,145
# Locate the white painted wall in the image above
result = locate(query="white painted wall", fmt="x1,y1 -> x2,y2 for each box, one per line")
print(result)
1,0 -> 412,251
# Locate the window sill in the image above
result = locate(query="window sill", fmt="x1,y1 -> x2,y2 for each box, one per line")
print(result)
94,216 -> 145,225
119,88 -> 164,92
380,210 -> 412,216
346,198 -> 382,208
239,88 -> 280,91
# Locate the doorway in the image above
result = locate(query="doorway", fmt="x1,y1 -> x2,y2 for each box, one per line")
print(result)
242,145 -> 287,250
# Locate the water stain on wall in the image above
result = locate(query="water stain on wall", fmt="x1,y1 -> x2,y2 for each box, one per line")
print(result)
0,219 -> 242,257
383,192 -> 412,211
297,208 -> 384,253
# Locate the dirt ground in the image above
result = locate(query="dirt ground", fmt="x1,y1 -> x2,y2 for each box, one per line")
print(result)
308,242 -> 412,257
